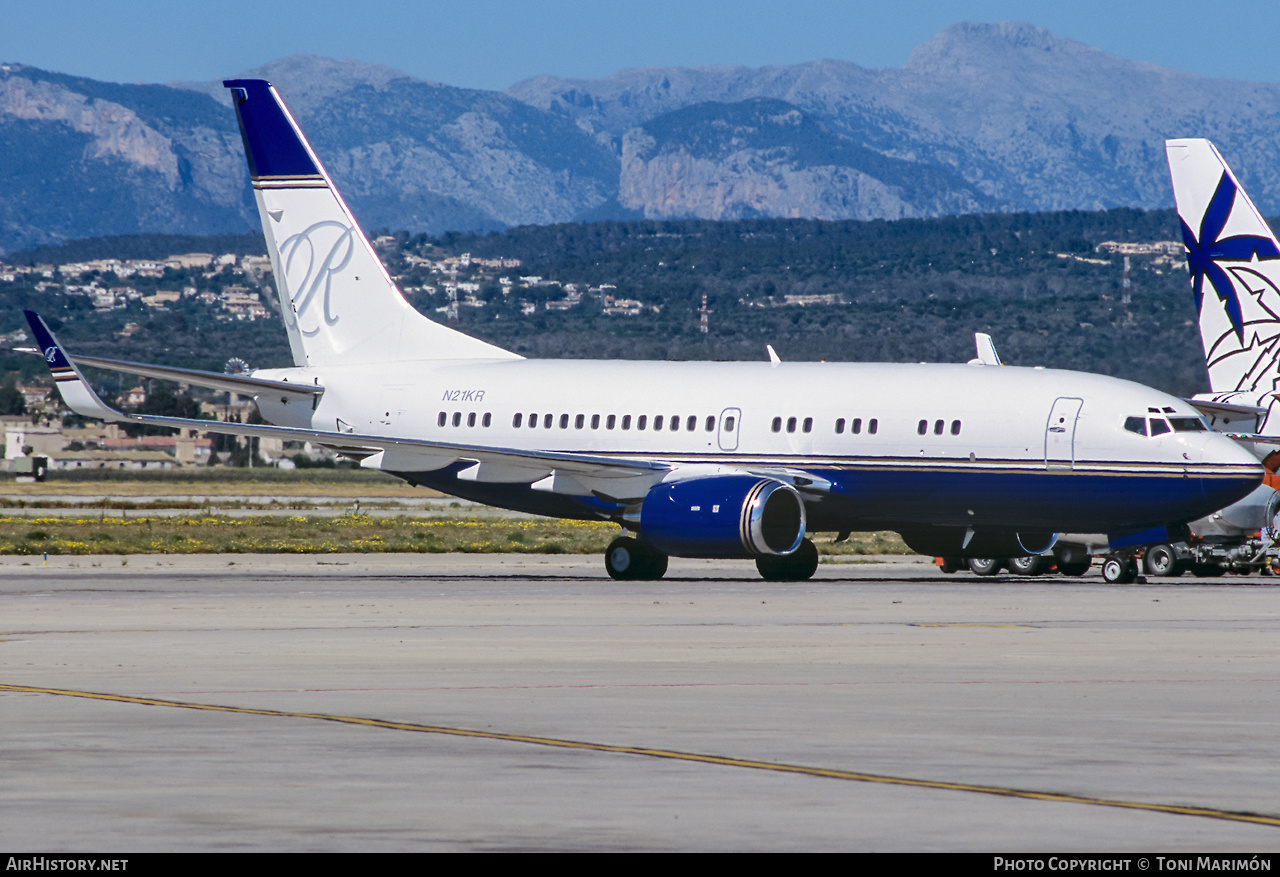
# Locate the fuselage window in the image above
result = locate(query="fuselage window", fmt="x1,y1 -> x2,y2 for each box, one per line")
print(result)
607,414 -> 617,430
1124,416 -> 1147,436
637,415 -> 647,430
452,412 -> 462,427
950,419 -> 961,435
654,415 -> 664,430
543,413 -> 553,429
483,413 -> 491,428
868,419 -> 878,434
917,419 -> 928,436
513,413 -> 523,428
574,414 -> 584,429
529,413 -> 538,429
687,415 -> 697,431
560,414 -> 569,429
670,416 -> 679,432
622,415 -> 631,430
933,419 -> 944,435
705,415 -> 715,432
835,418 -> 845,434
772,417 -> 782,433
786,416 -> 797,434
437,412 -> 446,427
467,412 -> 477,427
802,417 -> 813,434
591,414 -> 600,429
851,418 -> 862,434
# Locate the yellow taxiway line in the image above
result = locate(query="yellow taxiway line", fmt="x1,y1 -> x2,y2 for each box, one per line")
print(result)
6,682 -> 1279,829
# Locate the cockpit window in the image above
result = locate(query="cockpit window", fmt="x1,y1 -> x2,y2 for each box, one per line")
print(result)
1127,413 -> 1208,437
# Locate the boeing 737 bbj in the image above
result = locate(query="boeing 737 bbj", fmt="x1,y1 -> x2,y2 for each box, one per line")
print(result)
24,79 -> 1263,580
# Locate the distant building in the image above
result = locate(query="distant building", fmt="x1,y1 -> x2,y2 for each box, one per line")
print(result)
1095,241 -> 1183,256
166,253 -> 214,269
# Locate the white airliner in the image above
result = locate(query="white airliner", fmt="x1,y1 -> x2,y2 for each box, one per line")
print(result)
23,79 -> 1263,580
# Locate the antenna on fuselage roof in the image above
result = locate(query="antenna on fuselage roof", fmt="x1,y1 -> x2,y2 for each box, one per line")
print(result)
766,345 -> 781,366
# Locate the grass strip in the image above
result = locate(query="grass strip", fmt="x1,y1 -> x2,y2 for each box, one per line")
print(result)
0,513 -> 911,557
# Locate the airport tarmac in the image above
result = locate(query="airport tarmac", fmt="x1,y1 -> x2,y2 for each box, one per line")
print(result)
4,553 -> 1280,852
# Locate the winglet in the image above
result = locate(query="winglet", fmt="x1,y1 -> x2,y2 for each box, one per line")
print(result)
23,310 -> 122,421
974,333 -> 1002,366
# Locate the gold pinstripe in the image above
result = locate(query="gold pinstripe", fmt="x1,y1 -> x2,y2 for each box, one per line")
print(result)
737,479 -> 769,553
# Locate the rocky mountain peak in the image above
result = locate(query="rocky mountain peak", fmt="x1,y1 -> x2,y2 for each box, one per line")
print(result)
906,21 -> 1101,76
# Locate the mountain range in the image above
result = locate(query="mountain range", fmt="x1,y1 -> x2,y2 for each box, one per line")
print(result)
4,21 -> 1280,255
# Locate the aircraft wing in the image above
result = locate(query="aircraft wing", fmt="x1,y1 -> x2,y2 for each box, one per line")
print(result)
1219,434 -> 1280,447
24,311 -> 670,502
1187,398 -> 1269,422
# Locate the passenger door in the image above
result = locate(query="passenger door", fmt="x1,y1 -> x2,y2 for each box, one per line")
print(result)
1045,397 -> 1083,470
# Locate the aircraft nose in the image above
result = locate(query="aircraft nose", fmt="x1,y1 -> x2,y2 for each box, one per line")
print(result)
1200,433 -> 1266,510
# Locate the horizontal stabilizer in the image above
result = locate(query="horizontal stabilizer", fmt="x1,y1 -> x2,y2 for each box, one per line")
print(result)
70,353 -> 323,400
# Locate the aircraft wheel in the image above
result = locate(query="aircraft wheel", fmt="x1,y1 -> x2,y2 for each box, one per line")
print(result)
1008,555 -> 1049,576
1057,559 -> 1091,577
640,550 -> 669,580
1143,544 -> 1182,577
756,538 -> 819,581
1101,553 -> 1138,584
968,557 -> 1003,576
605,537 -> 668,581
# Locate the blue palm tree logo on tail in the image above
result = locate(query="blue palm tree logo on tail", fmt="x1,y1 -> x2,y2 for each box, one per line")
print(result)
1182,171 -> 1280,341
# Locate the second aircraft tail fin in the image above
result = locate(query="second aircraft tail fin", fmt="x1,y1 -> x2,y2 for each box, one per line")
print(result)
1166,139 -> 1280,397
224,79 -> 519,367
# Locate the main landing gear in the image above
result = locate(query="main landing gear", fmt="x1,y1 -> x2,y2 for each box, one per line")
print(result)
602,536 -> 821,581
755,539 -> 819,581
604,536 -> 669,581
937,554 -> 1092,577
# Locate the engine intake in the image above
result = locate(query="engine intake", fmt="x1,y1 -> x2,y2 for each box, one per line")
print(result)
638,475 -> 806,558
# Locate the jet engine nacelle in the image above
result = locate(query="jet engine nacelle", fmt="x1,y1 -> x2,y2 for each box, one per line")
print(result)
639,475 -> 806,558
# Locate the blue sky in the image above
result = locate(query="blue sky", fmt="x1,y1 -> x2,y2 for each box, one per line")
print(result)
3,0 -> 1278,89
